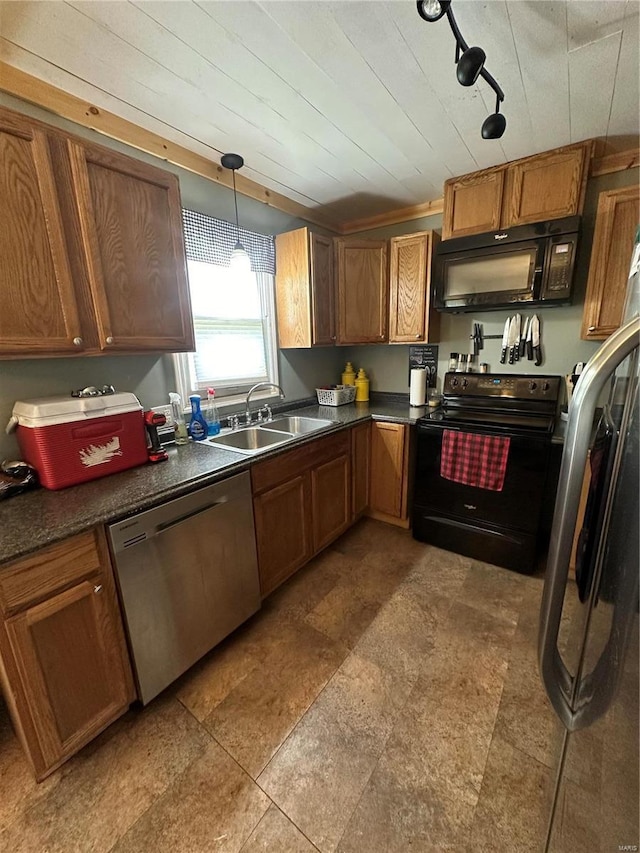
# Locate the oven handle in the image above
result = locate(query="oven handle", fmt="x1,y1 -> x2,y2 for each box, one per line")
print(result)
538,316 -> 640,731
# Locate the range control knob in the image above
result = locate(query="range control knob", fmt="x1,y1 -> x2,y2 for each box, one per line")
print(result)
542,381 -> 550,391
451,377 -> 459,388
462,378 -> 469,388
528,381 -> 537,391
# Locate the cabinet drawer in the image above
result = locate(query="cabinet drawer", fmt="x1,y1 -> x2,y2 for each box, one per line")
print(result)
0,531 -> 101,616
251,429 -> 350,494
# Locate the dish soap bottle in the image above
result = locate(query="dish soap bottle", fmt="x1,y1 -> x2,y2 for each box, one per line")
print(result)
205,388 -> 221,436
188,395 -> 208,441
341,362 -> 356,386
169,392 -> 189,445
355,368 -> 369,402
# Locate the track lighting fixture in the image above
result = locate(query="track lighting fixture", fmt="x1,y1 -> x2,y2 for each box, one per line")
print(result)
220,153 -> 252,274
416,0 -> 506,139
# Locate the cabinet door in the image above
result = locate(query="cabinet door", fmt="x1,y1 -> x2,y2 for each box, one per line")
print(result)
502,142 -> 591,227
311,454 -> 351,552
275,227 -> 312,348
310,232 -> 336,345
442,168 -> 505,240
389,231 -> 440,343
369,422 -> 407,519
0,570 -> 134,780
0,111 -> 82,355
351,422 -> 371,519
582,185 -> 640,340
336,239 -> 388,344
67,141 -> 194,352
253,475 -> 313,597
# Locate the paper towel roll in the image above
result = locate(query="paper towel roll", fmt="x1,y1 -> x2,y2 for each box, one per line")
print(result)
410,368 -> 427,407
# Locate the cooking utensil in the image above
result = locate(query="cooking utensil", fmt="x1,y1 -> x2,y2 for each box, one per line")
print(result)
508,315 -> 519,364
500,317 -> 511,364
513,313 -> 522,361
526,316 -> 534,360
520,317 -> 529,359
532,314 -> 542,366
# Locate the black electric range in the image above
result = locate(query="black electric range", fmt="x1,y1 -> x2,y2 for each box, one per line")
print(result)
412,372 -> 561,573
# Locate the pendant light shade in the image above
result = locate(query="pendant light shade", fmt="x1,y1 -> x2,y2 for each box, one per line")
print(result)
456,46 -> 486,86
221,152 -> 251,273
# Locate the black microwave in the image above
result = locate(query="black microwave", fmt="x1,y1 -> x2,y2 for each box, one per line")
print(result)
433,216 -> 580,312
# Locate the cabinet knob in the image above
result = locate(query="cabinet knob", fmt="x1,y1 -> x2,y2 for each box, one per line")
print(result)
105,336 -> 114,345
93,584 -> 103,594
415,334 -> 421,339
73,337 -> 83,347
588,326 -> 596,332
332,335 -> 336,341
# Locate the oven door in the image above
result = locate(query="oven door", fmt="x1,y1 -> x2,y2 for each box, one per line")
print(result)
435,240 -> 543,311
413,422 -> 552,570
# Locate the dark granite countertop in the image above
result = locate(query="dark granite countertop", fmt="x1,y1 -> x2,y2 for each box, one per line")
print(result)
0,395 -> 423,567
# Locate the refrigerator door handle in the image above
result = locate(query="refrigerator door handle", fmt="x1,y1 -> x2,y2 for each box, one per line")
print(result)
538,316 -> 640,732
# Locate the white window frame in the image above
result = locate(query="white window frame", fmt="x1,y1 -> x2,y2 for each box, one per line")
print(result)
174,267 -> 280,411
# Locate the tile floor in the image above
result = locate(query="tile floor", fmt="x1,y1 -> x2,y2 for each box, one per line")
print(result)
0,519 -> 565,852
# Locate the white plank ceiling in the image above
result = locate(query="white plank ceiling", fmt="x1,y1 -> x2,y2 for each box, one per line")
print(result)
1,0 -> 638,222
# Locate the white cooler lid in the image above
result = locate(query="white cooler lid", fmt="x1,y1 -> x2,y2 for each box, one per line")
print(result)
9,392 -> 143,429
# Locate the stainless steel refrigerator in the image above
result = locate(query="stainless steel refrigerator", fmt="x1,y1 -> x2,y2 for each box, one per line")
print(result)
539,236 -> 640,852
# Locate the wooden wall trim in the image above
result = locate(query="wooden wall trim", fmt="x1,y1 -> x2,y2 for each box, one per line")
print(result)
339,198 -> 445,235
0,62 -> 339,233
590,148 -> 640,178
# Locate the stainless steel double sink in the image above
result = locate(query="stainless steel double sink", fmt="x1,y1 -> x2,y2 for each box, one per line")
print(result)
202,415 -> 336,455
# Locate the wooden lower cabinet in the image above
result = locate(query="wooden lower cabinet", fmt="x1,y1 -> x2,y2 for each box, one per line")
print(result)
368,422 -> 411,527
251,428 -> 355,596
312,454 -> 351,552
0,529 -> 134,780
253,474 -> 313,597
351,421 -> 371,518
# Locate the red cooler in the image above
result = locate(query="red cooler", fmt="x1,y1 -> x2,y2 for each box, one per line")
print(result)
9,393 -> 148,490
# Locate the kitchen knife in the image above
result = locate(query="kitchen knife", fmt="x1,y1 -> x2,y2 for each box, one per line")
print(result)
526,317 -> 534,360
508,315 -> 519,364
500,317 -> 511,364
532,314 -> 542,366
519,317 -> 529,359
513,313 -> 522,361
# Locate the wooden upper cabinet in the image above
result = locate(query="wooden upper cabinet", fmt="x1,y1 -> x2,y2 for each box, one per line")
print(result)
442,141 -> 593,240
275,228 -> 335,348
389,231 -> 440,343
502,142 -> 592,227
582,185 -> 640,340
442,168 -> 505,240
0,112 -> 82,355
67,141 -> 194,352
0,530 -> 134,780
336,239 -> 388,344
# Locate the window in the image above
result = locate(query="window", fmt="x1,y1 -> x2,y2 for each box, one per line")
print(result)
175,211 -> 278,405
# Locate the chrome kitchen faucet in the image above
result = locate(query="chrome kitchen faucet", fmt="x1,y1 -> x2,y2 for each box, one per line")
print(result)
244,382 -> 285,425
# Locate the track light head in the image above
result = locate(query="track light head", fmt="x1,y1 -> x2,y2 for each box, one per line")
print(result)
481,110 -> 507,139
456,46 -> 486,86
416,0 -> 450,23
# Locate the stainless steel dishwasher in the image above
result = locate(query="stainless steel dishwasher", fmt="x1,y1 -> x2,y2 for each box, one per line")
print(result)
107,471 -> 260,704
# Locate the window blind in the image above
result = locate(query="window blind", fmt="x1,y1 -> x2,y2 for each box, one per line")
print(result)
182,209 -> 275,274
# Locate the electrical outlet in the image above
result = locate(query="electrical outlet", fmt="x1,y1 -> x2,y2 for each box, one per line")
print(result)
151,404 -> 173,424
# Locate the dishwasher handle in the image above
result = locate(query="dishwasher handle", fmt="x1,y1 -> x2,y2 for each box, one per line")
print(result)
155,498 -> 228,535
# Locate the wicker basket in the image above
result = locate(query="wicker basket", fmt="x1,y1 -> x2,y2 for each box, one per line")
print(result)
316,385 -> 357,406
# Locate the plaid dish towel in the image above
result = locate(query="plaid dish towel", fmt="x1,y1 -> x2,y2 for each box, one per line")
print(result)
440,430 -> 511,491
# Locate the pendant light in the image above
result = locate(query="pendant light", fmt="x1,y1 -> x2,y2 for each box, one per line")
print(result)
221,153 -> 252,274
